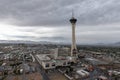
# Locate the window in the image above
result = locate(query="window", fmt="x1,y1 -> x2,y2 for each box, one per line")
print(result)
45,63 -> 49,67
63,62 -> 66,65
67,62 -> 71,65
52,63 -> 55,66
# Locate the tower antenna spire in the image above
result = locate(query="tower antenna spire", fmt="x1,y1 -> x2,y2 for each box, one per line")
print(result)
72,9 -> 74,18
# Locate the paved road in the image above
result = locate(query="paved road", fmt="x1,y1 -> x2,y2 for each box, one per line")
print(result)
36,65 -> 50,80
34,55 -> 50,80
4,75 -> 12,80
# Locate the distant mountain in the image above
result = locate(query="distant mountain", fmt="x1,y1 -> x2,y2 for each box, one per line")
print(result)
0,40 -> 71,45
115,42 -> 120,45
0,40 -> 52,44
0,40 -> 34,44
113,42 -> 120,47
0,40 -> 120,47
93,42 -> 120,47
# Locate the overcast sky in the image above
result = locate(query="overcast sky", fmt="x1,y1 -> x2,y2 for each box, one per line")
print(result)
0,0 -> 120,44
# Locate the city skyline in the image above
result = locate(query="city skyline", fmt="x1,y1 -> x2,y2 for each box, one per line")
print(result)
0,0 -> 120,44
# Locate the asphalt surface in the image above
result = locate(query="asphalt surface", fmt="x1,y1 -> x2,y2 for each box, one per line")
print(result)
34,55 -> 50,80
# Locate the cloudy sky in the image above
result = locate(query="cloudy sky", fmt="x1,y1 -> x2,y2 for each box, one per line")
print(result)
0,0 -> 120,44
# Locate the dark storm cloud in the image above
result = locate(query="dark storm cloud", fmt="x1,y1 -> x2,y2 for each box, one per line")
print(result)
0,0 -> 120,44
0,0 -> 120,26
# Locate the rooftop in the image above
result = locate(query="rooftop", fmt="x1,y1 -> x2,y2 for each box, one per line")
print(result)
84,58 -> 108,65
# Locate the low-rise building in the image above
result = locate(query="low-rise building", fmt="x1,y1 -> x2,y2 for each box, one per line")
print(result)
36,54 -> 70,69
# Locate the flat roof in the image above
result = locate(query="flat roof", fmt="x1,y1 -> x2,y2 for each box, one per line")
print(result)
84,58 -> 108,65
42,59 -> 68,63
36,54 -> 51,61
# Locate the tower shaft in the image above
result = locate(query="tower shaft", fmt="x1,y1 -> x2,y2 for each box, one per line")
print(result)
71,23 -> 77,56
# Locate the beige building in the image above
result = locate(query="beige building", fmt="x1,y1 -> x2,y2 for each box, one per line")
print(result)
36,54 -> 70,69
